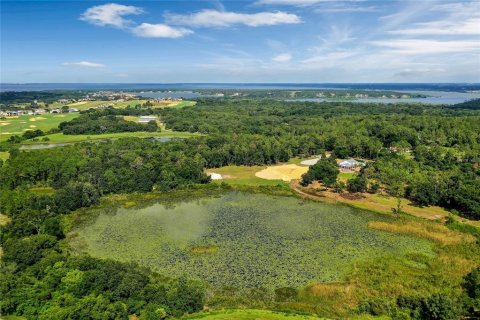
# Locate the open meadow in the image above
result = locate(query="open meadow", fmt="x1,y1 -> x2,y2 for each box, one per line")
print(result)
0,113 -> 79,141
19,130 -> 199,145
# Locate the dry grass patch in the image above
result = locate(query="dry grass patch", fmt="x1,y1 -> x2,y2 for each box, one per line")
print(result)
368,220 -> 475,246
29,117 -> 46,122
255,164 -> 308,182
0,213 -> 11,226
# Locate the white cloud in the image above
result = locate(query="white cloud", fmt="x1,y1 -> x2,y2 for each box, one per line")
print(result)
369,39 -> 480,55
256,0 -> 331,6
256,0 -> 366,7
166,9 -> 301,27
390,18 -> 480,35
80,3 -> 143,28
132,23 -> 193,38
272,53 -> 292,62
62,61 -> 105,68
394,68 -> 445,78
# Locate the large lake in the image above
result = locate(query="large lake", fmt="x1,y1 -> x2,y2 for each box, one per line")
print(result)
70,192 -> 433,289
292,90 -> 480,105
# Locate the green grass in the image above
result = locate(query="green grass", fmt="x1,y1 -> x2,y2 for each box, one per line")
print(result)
29,187 -> 56,195
183,309 -> 325,319
69,191 -> 433,289
0,113 -> 80,141
0,151 -> 9,162
21,130 -> 199,144
206,165 -> 288,187
0,316 -> 27,320
338,172 -> 356,182
169,100 -> 197,108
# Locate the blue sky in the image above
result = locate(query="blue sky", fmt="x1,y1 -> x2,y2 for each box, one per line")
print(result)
1,0 -> 479,83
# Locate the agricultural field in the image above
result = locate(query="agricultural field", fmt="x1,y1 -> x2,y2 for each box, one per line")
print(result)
69,192 -> 434,289
0,113 -> 79,141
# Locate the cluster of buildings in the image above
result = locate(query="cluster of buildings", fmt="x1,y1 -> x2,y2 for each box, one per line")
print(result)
151,98 -> 183,103
86,91 -> 137,101
0,107 -> 79,117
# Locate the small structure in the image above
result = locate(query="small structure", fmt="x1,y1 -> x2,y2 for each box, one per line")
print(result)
338,158 -> 364,170
138,116 -> 157,123
208,172 -> 223,180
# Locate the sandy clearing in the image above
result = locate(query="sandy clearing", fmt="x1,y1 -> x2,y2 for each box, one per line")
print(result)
0,123 -> 10,126
301,158 -> 320,166
255,164 -> 308,181
29,125 -> 37,128
53,115 -> 66,117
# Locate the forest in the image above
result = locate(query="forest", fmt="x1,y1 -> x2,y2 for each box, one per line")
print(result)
1,97 -> 479,319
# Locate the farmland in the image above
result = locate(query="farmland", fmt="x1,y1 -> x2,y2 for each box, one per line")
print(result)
69,191 -> 434,289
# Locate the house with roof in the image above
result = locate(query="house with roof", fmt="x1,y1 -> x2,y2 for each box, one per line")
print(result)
338,158 -> 365,170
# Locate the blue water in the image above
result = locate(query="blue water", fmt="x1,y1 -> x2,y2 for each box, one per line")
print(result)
2,83 -> 480,92
294,90 -> 480,105
2,83 -> 479,104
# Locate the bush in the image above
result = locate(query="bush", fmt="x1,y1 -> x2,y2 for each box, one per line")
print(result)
301,158 -> 339,187
347,174 -> 368,193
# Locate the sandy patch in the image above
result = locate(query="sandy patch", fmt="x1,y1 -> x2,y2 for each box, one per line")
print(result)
255,164 -> 308,181
0,123 -> 10,126
20,121 -> 27,124
53,115 -> 66,117
29,117 -> 47,122
29,125 -> 37,128
301,157 -> 321,166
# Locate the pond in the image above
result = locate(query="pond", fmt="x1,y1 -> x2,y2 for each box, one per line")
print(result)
70,192 -> 434,289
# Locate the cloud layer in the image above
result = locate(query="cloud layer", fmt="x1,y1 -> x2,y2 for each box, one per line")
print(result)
62,61 -> 105,68
166,10 -> 301,27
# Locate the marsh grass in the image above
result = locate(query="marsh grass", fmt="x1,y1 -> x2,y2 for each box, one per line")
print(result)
367,220 -> 475,246
70,191 -> 434,289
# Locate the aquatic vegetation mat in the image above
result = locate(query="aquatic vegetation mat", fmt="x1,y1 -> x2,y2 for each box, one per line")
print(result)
70,192 -> 434,289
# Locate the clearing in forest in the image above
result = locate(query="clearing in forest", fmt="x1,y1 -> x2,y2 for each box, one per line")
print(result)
255,164 -> 308,181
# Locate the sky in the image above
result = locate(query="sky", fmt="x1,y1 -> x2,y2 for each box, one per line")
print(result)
1,0 -> 479,83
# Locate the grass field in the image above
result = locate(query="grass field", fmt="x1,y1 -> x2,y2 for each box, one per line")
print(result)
0,151 -> 9,162
206,165 -> 287,186
20,130 -> 199,145
0,113 -> 80,141
184,309 -> 325,319
69,192 -> 434,289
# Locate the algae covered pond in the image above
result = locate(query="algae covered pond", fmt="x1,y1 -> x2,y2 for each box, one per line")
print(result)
70,192 -> 434,289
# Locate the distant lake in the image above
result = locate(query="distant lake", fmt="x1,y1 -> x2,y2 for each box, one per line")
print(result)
292,90 -> 480,105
